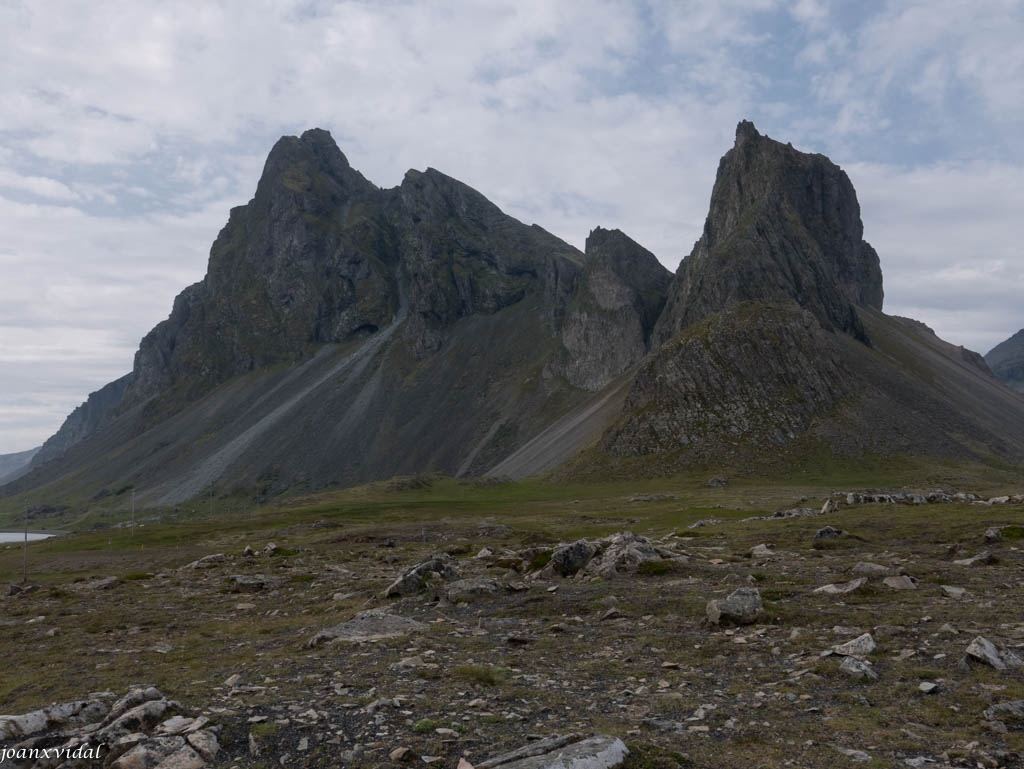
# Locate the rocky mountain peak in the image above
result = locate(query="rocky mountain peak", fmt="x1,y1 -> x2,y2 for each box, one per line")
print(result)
654,121 -> 883,345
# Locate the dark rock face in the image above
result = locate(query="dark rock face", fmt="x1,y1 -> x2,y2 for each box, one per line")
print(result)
553,228 -> 671,390
123,129 -> 399,410
395,167 -> 582,358
654,121 -> 883,346
604,302 -> 852,459
119,129 -> 587,416
986,329 -> 1024,393
31,374 -> 132,467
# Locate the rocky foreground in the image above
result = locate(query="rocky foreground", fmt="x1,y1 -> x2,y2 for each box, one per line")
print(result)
2,492 -> 1023,768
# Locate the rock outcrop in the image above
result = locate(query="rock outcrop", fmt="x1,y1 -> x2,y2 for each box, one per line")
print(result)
603,302 -> 852,459
653,120 -> 882,345
0,687 -> 219,769
552,227 -> 671,390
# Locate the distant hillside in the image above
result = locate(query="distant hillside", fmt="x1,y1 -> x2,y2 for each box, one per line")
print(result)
986,329 -> 1024,393
0,447 -> 40,485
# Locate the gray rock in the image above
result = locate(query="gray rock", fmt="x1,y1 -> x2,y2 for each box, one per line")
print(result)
707,476 -> 727,488
966,636 -> 1023,670
228,574 -> 287,592
833,633 -> 876,657
308,609 -> 426,647
814,525 -> 845,540
835,746 -> 871,762
581,532 -> 662,579
983,700 -> 1024,730
940,585 -> 967,599
0,698 -> 111,741
706,587 -> 763,626
383,557 -> 458,598
478,734 -> 628,769
813,577 -> 867,595
839,657 -> 878,681
850,562 -> 892,579
183,554 -> 226,570
545,539 -> 599,577
953,550 -> 995,567
882,575 -> 917,590
446,577 -> 501,603
749,544 -> 774,558
984,526 -> 1004,543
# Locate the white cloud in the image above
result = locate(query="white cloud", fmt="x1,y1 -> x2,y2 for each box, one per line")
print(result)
0,0 -> 1021,452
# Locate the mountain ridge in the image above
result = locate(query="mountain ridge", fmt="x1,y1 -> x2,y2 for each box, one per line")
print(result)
7,121 -> 1023,510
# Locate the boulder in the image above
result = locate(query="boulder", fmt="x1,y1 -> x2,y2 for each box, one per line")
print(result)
581,532 -> 662,579
966,636 -> 1023,670
953,550 -> 996,567
544,539 -> 599,577
834,633 -> 876,657
478,734 -> 628,769
984,700 -> 1024,730
227,574 -> 287,592
813,577 -> 866,596
308,609 -> 426,647
706,587 -> 763,626
882,575 -> 917,590
839,656 -> 878,681
446,577 -> 501,603
850,562 -> 892,579
383,557 -> 458,598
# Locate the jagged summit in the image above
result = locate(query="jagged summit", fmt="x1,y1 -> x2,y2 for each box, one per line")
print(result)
654,120 -> 883,345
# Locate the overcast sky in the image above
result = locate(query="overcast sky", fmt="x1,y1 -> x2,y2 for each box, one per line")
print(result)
1,0 -> 1022,454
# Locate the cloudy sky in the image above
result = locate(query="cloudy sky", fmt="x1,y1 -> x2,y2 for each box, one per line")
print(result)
1,0 -> 1022,454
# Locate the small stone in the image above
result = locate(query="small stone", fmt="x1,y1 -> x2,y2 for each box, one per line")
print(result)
882,575 -> 917,590
839,657 -> 878,681
918,682 -> 938,694
706,587 -> 763,626
814,525 -> 845,540
187,730 -> 219,761
966,636 -> 1010,670
834,633 -> 877,657
814,578 -> 866,595
749,544 -> 774,558
941,585 -> 966,599
435,728 -> 458,737
390,747 -> 412,761
954,551 -> 995,567
851,562 -> 891,578
224,674 -> 242,687
835,747 -> 871,762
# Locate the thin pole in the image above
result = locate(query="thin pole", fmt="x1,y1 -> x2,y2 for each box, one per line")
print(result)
23,502 -> 28,583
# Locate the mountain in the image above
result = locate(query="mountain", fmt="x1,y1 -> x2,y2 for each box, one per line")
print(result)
0,447 -> 39,485
598,123 -> 1024,470
986,330 -> 1024,393
5,122 -> 1024,510
4,129 -> 669,505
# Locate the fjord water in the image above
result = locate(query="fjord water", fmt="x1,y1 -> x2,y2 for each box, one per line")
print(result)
0,532 -> 53,543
